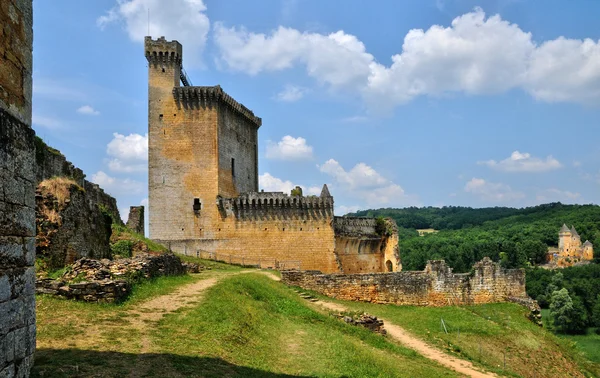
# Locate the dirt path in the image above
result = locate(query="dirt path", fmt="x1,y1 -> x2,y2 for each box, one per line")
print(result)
127,275 -> 221,354
303,295 -> 498,378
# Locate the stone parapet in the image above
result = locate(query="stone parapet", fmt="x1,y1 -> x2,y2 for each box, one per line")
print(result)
218,191 -> 334,220
173,86 -> 262,127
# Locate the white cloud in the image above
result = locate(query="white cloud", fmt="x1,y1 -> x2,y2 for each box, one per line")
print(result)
98,0 -> 210,67
91,171 -> 144,196
536,188 -> 581,204
107,159 -> 147,173
214,8 -> 600,110
318,159 -> 413,206
276,85 -> 309,102
258,173 -> 321,196
32,114 -> 62,130
464,177 -> 524,202
336,205 -> 361,216
527,37 -> 600,104
106,133 -> 148,173
266,135 -> 313,160
107,133 -> 148,161
259,173 -> 296,194
76,105 -> 100,116
140,198 -> 149,207
478,151 -> 562,173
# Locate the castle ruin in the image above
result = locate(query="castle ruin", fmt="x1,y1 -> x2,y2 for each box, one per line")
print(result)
546,224 -> 594,267
145,37 -> 399,273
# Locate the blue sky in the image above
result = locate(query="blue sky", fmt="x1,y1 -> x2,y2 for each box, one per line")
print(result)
32,0 -> 600,221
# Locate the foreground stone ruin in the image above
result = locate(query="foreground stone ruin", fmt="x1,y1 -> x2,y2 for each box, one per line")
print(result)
0,0 -> 36,375
282,257 -> 527,307
36,253 -> 197,303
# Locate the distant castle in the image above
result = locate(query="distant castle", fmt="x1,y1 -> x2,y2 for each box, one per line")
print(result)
144,37 -> 400,273
546,224 -> 594,267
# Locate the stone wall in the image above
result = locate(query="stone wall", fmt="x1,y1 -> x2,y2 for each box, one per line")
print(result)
36,178 -> 113,269
34,136 -> 121,224
126,206 -> 144,235
0,0 -> 36,376
36,253 -> 187,303
281,257 -> 526,307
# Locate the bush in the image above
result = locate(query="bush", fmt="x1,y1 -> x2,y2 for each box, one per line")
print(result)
111,240 -> 134,258
550,288 -> 588,334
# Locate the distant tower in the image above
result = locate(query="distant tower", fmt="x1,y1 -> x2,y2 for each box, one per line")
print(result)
558,223 -> 571,252
582,240 -> 594,260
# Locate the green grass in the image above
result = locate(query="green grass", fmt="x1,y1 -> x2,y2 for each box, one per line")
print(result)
151,273 -> 457,377
33,272 -> 458,377
308,293 -> 600,378
178,254 -> 245,271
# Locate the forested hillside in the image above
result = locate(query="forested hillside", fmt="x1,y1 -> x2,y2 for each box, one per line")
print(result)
348,203 -> 600,272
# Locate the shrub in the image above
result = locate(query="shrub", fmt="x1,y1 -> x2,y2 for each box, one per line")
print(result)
111,240 -> 134,258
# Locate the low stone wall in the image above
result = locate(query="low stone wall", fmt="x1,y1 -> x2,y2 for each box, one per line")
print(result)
281,257 -> 526,307
36,253 -> 191,303
36,278 -> 129,303
508,296 -> 542,326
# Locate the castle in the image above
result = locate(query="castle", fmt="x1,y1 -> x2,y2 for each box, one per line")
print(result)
546,224 -> 594,267
145,37 -> 399,273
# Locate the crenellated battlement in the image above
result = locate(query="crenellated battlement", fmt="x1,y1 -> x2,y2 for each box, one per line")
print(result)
145,36 -> 182,65
218,191 -> 333,220
173,85 -> 262,127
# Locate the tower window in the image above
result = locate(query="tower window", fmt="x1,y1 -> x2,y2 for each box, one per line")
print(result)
193,198 -> 201,212
231,158 -> 235,177
159,114 -> 163,120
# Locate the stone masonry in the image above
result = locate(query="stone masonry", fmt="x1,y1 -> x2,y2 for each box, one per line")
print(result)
126,206 -> 145,235
146,36 -> 399,273
0,0 -> 36,376
281,257 -> 527,307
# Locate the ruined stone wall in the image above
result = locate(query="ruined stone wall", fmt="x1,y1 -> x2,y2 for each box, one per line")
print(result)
281,258 -> 526,306
33,136 -> 121,224
0,0 -> 36,375
34,136 -> 85,186
333,217 -> 400,273
126,206 -> 145,235
36,179 -> 112,269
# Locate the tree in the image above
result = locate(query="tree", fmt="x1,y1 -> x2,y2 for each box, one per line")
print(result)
550,288 -> 587,334
592,295 -> 600,328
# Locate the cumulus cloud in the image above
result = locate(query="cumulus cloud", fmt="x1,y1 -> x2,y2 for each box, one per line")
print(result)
77,105 -> 100,116
106,133 -> 148,172
91,171 -> 144,196
266,135 -> 313,160
258,173 -> 321,196
318,159 -> 411,206
214,8 -> 600,110
259,173 -> 296,193
464,177 -> 524,202
536,188 -> 581,204
276,85 -> 309,102
478,151 -> 562,173
97,0 -> 210,67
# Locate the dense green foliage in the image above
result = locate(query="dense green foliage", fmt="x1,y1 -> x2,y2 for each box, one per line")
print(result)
348,203 -> 600,272
527,265 -> 600,333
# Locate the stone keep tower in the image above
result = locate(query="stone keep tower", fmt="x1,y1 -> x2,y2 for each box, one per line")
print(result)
145,36 -> 400,273
146,36 -> 261,243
